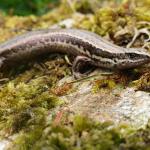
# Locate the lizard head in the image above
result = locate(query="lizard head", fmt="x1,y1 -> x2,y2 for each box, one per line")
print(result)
116,48 -> 150,69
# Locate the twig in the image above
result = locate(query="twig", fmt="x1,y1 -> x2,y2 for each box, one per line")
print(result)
127,28 -> 150,48
67,72 -> 113,84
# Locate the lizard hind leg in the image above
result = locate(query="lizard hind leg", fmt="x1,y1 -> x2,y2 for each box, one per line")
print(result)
72,56 -> 96,79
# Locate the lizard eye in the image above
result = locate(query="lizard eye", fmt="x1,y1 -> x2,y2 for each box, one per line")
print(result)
113,59 -> 117,63
128,53 -> 137,59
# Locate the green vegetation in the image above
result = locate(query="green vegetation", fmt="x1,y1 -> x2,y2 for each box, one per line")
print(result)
0,0 -> 59,16
8,116 -> 150,150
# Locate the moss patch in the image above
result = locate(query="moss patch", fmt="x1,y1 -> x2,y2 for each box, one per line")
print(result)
7,115 -> 150,150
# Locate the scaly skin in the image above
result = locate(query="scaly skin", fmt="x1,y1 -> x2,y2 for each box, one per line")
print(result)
0,29 -> 150,75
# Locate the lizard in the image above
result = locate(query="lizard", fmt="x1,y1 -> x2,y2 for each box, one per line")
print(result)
0,29 -> 149,78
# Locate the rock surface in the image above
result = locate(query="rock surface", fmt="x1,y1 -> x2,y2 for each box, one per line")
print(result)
59,75 -> 150,128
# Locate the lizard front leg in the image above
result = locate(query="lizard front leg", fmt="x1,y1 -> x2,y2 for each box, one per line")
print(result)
72,56 -> 95,79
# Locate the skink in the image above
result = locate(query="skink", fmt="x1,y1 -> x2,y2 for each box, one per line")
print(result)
0,29 -> 150,77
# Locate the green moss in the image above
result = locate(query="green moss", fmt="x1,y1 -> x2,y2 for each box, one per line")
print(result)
133,72 -> 150,92
92,79 -> 117,93
74,0 -> 150,37
73,0 -> 94,13
134,8 -> 150,22
94,8 -> 117,35
0,81 -> 63,136
7,115 -> 150,150
73,115 -> 93,133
